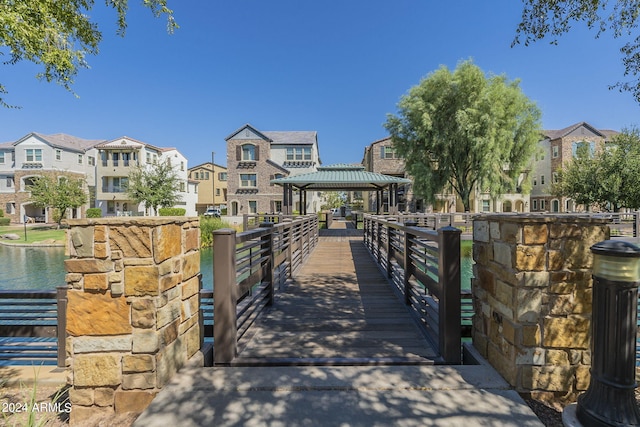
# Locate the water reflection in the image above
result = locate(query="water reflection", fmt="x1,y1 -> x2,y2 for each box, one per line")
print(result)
0,244 -> 67,290
0,245 -> 468,292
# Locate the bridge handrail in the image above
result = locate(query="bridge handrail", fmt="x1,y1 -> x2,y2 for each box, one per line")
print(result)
0,287 -> 67,367
212,214 -> 318,365
363,214 -> 462,364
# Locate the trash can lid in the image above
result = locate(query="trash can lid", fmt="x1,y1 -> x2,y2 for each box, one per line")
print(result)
591,240 -> 640,257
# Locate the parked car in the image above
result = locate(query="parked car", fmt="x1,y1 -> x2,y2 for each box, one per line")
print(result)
204,207 -> 221,218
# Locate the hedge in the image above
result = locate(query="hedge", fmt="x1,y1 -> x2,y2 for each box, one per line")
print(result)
86,208 -> 102,218
159,207 -> 186,216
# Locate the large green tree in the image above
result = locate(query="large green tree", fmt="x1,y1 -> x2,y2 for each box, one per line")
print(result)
27,173 -> 87,227
384,60 -> 542,212
514,0 -> 640,102
126,159 -> 181,215
554,127 -> 640,211
0,0 -> 176,107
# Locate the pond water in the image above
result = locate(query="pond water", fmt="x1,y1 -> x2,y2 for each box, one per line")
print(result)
0,245 -> 470,291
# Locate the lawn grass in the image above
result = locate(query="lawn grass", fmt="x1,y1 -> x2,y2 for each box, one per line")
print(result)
0,225 -> 66,244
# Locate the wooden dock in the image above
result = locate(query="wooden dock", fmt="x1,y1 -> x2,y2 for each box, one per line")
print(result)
233,221 -> 438,366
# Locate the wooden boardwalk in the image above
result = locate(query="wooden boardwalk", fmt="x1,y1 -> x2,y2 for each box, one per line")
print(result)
233,221 -> 438,366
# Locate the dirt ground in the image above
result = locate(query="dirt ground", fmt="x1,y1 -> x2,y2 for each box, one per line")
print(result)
0,384 -> 138,427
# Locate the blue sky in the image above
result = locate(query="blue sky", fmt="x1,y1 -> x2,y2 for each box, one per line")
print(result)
2,1 -> 639,167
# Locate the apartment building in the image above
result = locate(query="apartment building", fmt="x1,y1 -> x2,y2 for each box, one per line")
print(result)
95,136 -> 197,217
188,162 -> 228,214
530,122 -> 619,213
0,133 -> 103,223
225,124 -> 321,215
362,136 -> 530,214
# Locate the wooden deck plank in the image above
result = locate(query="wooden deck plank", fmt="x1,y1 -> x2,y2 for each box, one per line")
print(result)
234,223 -> 438,365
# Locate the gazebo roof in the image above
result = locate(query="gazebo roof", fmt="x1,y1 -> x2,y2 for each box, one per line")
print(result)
271,164 -> 411,191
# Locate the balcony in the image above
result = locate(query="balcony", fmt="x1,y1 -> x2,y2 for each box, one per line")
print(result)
22,162 -> 43,169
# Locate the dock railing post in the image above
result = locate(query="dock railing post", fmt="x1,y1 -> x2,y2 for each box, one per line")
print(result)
260,222 -> 275,306
213,228 -> 238,365
438,226 -> 461,364
56,286 -> 67,368
403,220 -> 418,306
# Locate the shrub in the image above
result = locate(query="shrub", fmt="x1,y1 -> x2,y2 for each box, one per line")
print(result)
0,209 -> 4,217
0,217 -> 9,226
200,217 -> 233,247
159,208 -> 186,216
86,208 -> 102,218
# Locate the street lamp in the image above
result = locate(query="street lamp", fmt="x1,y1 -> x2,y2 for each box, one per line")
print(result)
564,239 -> 640,426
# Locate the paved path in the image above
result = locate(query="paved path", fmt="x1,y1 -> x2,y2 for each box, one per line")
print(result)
135,363 -> 543,426
136,220 -> 543,426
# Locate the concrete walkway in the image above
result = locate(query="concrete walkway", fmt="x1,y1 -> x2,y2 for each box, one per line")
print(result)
136,220 -> 543,426
135,362 -> 543,426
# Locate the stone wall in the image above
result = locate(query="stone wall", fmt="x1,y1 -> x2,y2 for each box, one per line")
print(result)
472,214 -> 609,402
63,217 -> 201,425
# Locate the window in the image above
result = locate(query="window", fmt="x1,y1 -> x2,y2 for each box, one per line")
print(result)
541,175 -> 545,185
78,154 -> 83,164
180,161 -> 184,171
552,145 -> 559,158
286,147 -> 311,161
384,146 -> 397,159
572,141 -> 596,158
0,152 -> 4,164
533,178 -> 537,186
240,174 -> 257,187
6,177 -> 13,188
242,144 -> 255,161
26,149 -> 42,162
146,153 -> 151,164
532,199 -> 538,211
122,152 -> 131,167
180,182 -> 185,192
205,172 -> 210,180
107,201 -> 115,214
540,199 -> 546,210
6,203 -> 14,214
552,172 -> 559,184
216,188 -> 221,196
218,172 -> 227,181
112,152 -> 119,167
88,156 -> 95,166
55,150 -> 61,161
101,151 -> 108,166
248,201 -> 257,214
482,200 -> 490,212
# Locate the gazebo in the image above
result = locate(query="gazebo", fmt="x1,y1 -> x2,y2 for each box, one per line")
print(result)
270,164 -> 412,215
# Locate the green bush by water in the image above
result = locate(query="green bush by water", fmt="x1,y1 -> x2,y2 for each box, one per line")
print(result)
200,216 -> 234,248
159,207 -> 186,216
86,208 -> 102,218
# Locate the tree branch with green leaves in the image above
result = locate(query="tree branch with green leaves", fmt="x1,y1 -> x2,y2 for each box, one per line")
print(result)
126,159 -> 181,215
27,172 -> 87,227
514,0 -> 640,102
0,0 -> 176,107
385,59 -> 542,212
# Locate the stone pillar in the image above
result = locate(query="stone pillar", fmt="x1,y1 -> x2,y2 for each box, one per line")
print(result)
472,214 -> 609,404
63,217 -> 202,425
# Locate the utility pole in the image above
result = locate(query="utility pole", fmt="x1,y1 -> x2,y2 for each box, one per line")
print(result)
211,151 -> 215,209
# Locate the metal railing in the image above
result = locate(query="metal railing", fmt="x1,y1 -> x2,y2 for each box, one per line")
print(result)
364,214 -> 462,364
0,287 -> 67,367
212,214 -> 319,365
